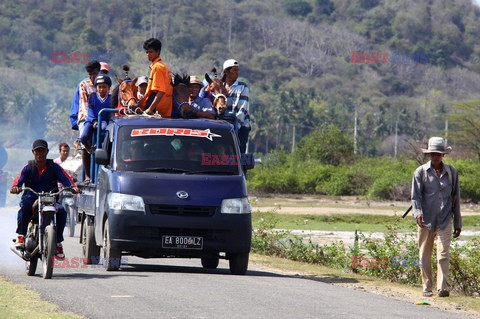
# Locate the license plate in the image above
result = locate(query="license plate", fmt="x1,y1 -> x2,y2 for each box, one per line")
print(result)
162,235 -> 203,249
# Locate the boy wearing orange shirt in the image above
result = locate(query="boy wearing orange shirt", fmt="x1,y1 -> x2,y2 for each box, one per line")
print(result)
138,38 -> 173,117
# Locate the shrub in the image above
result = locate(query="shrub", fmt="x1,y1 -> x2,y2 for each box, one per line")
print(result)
449,239 -> 480,295
252,215 -> 479,295
451,159 -> 480,202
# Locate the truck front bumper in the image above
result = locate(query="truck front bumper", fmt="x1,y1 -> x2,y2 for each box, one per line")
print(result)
107,207 -> 252,258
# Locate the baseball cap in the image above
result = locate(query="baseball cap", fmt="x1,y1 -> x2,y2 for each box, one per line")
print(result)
100,62 -> 109,73
136,76 -> 148,86
223,59 -> 239,71
189,76 -> 203,86
94,74 -> 112,87
32,139 -> 48,151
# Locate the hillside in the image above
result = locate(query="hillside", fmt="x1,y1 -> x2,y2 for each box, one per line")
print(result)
1,0 -> 480,156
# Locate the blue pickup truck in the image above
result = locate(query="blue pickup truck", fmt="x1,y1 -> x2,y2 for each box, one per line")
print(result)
74,115 -> 254,274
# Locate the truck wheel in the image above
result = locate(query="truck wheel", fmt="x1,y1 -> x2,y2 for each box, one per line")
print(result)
42,225 -> 56,279
201,257 -> 219,269
26,255 -> 38,276
82,217 -> 100,264
103,221 -> 121,271
228,252 -> 249,275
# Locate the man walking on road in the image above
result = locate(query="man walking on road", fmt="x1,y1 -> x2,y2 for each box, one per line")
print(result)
411,137 -> 461,298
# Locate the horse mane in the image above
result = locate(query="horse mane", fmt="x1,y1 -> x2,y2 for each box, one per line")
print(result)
110,84 -> 120,108
173,73 -> 190,86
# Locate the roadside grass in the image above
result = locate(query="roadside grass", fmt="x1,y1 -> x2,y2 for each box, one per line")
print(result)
249,254 -> 480,314
0,276 -> 84,319
252,212 -> 480,233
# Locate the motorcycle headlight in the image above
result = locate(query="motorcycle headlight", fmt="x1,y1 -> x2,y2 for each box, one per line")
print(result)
108,193 -> 145,212
221,197 -> 251,214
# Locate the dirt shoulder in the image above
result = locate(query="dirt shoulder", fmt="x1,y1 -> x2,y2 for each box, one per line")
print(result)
250,193 -> 480,216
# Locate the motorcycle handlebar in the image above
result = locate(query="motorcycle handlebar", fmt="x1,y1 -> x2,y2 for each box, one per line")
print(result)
20,187 -> 78,196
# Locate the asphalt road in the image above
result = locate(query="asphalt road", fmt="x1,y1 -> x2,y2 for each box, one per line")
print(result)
0,206 -> 474,319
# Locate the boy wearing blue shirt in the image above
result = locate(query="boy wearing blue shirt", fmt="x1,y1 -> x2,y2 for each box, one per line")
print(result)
80,74 -> 112,159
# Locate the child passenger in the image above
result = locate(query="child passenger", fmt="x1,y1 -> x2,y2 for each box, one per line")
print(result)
136,76 -> 148,100
80,74 -> 112,156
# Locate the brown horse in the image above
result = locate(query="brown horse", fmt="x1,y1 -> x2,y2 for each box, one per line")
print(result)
110,65 -> 139,115
204,70 -> 227,119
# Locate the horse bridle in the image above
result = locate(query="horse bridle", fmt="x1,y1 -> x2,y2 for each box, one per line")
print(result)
212,93 -> 227,106
119,80 -> 139,107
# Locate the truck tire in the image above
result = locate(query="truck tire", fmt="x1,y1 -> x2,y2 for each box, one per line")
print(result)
228,252 -> 249,275
103,221 -> 122,271
201,257 -> 219,269
26,255 -> 38,276
42,225 -> 56,279
82,217 -> 100,264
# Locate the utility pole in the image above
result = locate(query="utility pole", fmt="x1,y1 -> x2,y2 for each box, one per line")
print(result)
292,124 -> 296,153
394,121 -> 398,158
228,16 -> 232,52
445,119 -> 448,145
354,103 -> 358,155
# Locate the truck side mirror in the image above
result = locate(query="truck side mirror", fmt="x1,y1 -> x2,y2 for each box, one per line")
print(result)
95,149 -> 109,165
240,153 -> 255,170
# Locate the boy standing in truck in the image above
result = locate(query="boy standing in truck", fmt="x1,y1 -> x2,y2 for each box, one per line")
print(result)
138,38 -> 173,117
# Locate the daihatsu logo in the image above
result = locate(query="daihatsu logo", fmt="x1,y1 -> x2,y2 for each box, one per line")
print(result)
176,191 -> 189,199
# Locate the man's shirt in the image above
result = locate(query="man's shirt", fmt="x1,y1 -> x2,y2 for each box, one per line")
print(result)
78,79 -> 96,124
12,162 -> 76,201
191,96 -> 216,115
142,56 -> 173,117
225,80 -> 250,128
411,161 -> 461,230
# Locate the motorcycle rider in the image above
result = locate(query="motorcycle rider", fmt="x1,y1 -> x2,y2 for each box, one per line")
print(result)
10,139 -> 80,259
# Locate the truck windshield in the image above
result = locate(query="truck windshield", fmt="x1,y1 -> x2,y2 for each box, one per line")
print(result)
115,126 -> 240,175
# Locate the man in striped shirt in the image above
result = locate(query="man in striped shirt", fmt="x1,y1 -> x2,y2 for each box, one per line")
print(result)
70,60 -> 101,184
223,59 -> 250,153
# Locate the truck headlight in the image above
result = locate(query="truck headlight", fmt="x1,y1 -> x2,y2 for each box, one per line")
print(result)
221,197 -> 251,214
108,193 -> 145,212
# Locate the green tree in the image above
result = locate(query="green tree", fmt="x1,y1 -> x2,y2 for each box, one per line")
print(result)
282,0 -> 313,17
294,124 -> 354,166
448,99 -> 480,160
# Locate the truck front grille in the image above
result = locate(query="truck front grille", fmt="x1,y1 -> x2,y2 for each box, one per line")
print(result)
148,205 -> 216,216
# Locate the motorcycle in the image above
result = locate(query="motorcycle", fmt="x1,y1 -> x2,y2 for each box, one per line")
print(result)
10,187 -> 75,279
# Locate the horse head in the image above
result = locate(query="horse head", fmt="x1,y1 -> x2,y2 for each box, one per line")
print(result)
111,65 -> 139,115
173,73 -> 194,118
204,72 -> 227,119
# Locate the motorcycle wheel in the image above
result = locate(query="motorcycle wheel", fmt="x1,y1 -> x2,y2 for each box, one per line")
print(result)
81,216 -> 100,264
26,255 -> 38,276
42,225 -> 56,279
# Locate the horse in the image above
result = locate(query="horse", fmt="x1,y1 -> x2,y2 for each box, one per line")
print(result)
172,73 -> 194,118
204,67 -> 228,119
110,65 -> 139,115
172,73 -> 217,119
